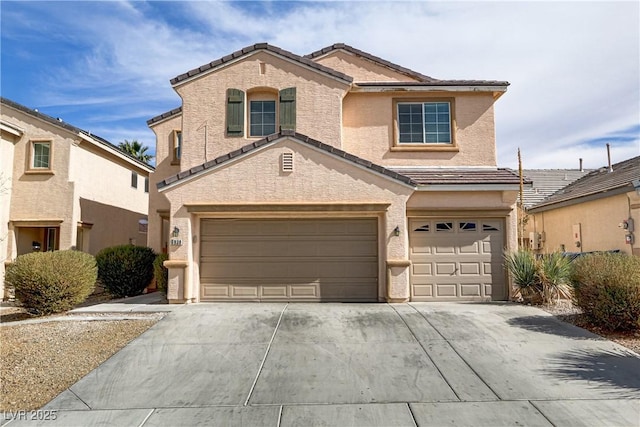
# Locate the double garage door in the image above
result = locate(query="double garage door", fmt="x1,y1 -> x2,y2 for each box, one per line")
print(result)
200,218 -> 378,301
199,217 -> 507,302
409,218 -> 507,301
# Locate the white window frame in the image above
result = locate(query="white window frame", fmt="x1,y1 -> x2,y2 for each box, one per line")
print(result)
29,140 -> 52,171
397,101 -> 452,144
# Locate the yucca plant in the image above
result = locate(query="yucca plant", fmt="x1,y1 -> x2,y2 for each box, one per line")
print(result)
538,252 -> 573,303
504,250 -> 541,303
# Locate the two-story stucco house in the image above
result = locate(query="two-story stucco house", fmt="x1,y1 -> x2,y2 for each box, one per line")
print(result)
1,97 -> 153,300
147,43 -> 522,303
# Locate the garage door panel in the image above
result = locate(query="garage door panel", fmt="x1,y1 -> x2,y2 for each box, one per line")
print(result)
459,263 -> 480,275
436,284 -> 457,297
461,284 -> 481,297
200,218 -> 378,301
435,263 -> 456,275
410,218 -> 506,301
459,242 -> 480,254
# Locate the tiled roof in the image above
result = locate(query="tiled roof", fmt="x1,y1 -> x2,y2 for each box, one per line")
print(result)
304,43 -> 437,82
170,43 -> 353,86
1,97 -> 153,170
147,106 -> 182,126
391,168 -> 525,185
157,130 -> 417,190
519,169 -> 591,208
529,156 -> 640,211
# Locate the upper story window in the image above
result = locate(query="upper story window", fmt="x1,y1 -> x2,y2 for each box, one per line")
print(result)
131,171 -> 138,188
398,102 -> 451,144
250,100 -> 276,137
29,140 -> 52,171
144,177 -> 149,193
226,87 -> 296,137
171,130 -> 182,165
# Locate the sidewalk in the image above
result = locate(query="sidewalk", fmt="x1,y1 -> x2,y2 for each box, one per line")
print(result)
1,293 -> 180,327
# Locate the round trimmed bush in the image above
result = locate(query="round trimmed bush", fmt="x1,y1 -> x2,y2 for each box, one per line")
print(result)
153,253 -> 169,295
5,250 -> 97,315
96,245 -> 156,298
572,253 -> 640,331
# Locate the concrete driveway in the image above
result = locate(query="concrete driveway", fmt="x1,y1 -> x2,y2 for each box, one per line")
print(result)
9,302 -> 640,426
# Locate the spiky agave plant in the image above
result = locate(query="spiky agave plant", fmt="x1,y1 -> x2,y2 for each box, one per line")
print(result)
504,250 -> 540,302
538,251 -> 573,304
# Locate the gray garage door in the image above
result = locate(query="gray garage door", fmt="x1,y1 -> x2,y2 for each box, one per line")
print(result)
200,218 -> 378,301
409,218 -> 507,301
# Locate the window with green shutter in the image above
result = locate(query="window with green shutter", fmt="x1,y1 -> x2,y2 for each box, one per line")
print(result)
226,88 -> 244,136
279,87 -> 296,131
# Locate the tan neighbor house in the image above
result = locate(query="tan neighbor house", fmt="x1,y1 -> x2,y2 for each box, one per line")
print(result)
527,156 -> 640,256
518,169 -> 591,249
147,43 -> 523,303
1,97 -> 153,300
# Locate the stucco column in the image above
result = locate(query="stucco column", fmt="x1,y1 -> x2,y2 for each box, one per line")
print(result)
385,202 -> 410,302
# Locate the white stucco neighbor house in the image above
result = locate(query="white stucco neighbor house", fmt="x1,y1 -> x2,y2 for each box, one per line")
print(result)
1,97 -> 153,300
147,43 -> 523,303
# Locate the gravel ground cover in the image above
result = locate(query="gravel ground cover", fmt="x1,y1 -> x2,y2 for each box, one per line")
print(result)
0,317 -> 161,411
540,300 -> 640,354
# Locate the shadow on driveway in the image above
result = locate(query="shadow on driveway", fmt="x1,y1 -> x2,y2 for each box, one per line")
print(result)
548,348 -> 640,395
507,315 -> 603,340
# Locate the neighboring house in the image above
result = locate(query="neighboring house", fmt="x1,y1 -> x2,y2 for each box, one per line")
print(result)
147,43 -> 523,303
527,156 -> 640,256
517,169 -> 591,249
1,97 -> 153,300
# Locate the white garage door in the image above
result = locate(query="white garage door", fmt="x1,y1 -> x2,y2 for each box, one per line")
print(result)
200,218 -> 378,301
409,218 -> 507,301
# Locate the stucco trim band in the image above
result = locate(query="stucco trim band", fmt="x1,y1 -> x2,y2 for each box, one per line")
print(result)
185,203 -> 391,213
11,219 -> 64,227
407,209 -> 512,217
386,259 -> 411,267
164,260 -> 189,269
417,184 -> 522,191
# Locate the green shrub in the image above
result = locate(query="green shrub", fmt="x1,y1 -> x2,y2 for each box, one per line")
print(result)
96,245 -> 156,298
5,250 -> 97,315
504,250 -> 541,302
572,253 -> 640,331
153,253 -> 169,295
538,251 -> 573,302
504,250 -> 574,304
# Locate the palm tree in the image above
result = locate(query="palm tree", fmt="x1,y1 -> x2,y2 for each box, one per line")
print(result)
118,139 -> 153,164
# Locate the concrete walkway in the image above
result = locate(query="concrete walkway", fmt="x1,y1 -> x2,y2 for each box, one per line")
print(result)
3,302 -> 639,426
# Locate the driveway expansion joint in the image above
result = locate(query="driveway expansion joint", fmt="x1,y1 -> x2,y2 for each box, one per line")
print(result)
408,303 -> 502,400
244,303 -> 288,406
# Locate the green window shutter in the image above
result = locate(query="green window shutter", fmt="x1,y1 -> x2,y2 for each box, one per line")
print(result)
226,88 -> 244,136
279,87 -> 296,131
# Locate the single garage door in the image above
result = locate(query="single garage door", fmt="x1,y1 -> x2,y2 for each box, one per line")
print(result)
409,218 -> 507,301
200,218 -> 378,301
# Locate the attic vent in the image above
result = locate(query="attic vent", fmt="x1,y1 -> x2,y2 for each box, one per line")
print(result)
281,152 -> 294,172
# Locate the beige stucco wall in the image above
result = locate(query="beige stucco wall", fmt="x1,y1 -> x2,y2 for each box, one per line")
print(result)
342,92 -> 497,167
312,51 -> 422,82
148,114 -> 182,253
530,192 -> 638,255
1,128 -> 19,299
4,108 -> 77,253
161,137 -> 414,303
175,51 -> 350,170
69,141 -> 149,215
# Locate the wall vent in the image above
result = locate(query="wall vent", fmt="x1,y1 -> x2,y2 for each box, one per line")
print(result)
281,152 -> 294,172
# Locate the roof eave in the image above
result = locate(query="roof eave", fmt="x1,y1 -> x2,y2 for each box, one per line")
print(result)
417,183 -> 525,192
351,84 -> 508,94
170,48 -> 353,89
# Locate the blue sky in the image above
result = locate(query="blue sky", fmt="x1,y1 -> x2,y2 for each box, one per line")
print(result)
2,1 -> 638,168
